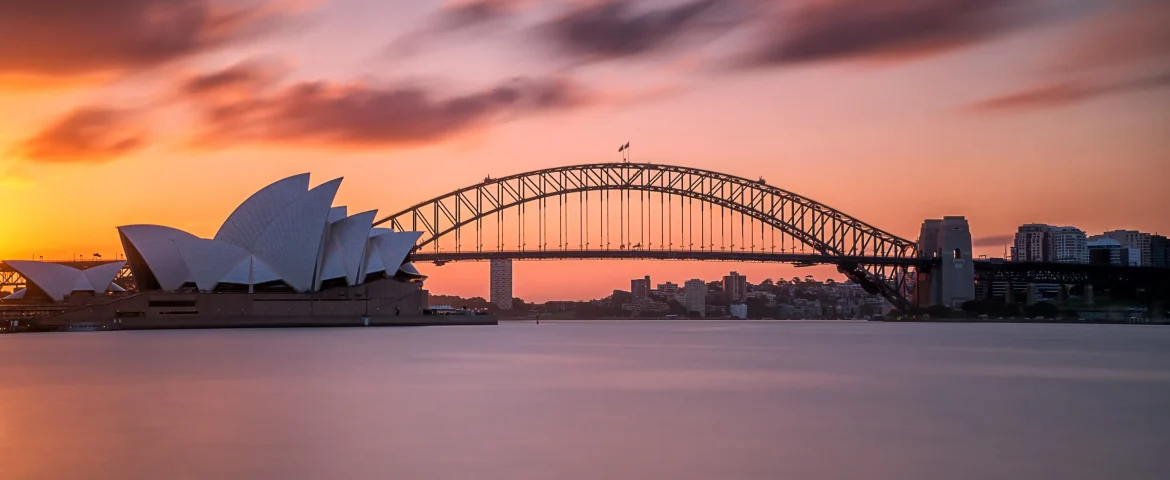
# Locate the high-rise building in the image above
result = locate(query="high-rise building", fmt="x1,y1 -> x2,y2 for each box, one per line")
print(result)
1013,224 -> 1051,262
631,276 -> 651,298
1122,248 -> 1142,267
1151,235 -> 1168,268
1087,237 -> 1123,265
1050,226 -> 1088,264
683,279 -> 707,317
489,259 -> 512,309
656,282 -> 679,296
1103,230 -> 1152,267
723,271 -> 747,302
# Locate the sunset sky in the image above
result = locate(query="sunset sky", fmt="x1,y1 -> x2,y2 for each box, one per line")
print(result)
1,0 -> 1167,301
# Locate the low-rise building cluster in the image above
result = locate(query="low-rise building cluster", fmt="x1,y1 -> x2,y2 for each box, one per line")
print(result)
1011,225 -> 1168,268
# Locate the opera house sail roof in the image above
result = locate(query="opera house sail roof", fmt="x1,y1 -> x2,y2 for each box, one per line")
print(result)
2,260 -> 125,301
4,174 -> 425,302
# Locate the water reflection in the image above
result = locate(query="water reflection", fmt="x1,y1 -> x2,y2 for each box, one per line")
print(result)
2,321 -> 1168,479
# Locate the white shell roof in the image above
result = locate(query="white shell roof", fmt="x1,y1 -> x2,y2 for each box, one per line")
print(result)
219,254 -> 282,285
370,231 -> 423,279
319,209 -> 377,287
4,288 -> 26,300
114,173 -> 422,295
249,178 -> 341,292
83,261 -> 126,294
119,224 -> 199,292
215,173 -> 310,251
2,260 -> 126,301
328,206 -> 348,223
174,237 -> 250,291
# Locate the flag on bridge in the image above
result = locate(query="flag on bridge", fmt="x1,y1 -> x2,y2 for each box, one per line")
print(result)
618,142 -> 629,153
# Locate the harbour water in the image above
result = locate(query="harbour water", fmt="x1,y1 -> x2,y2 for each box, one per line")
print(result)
2,321 -> 1169,479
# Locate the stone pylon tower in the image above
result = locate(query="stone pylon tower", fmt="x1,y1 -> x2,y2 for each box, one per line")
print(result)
919,217 -> 975,308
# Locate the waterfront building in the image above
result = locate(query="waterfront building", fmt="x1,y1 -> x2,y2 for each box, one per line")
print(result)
1151,235 -> 1168,268
683,279 -> 707,317
1050,226 -> 1088,263
6,174 -> 424,303
1087,237 -> 1123,265
631,275 -> 651,299
723,271 -> 747,302
490,259 -> 513,310
1103,230 -> 1152,267
1013,224 -> 1051,262
729,302 -> 747,319
656,282 -> 679,296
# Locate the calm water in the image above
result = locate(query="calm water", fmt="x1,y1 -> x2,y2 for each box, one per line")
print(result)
2,321 -> 1169,479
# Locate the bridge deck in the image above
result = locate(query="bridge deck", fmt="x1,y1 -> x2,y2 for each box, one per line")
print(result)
409,250 -> 927,266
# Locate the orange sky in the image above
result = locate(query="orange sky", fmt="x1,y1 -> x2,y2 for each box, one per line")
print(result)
2,0 -> 1168,302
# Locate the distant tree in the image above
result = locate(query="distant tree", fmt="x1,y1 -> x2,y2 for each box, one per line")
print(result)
996,303 -> 1022,318
745,297 -> 771,319
762,278 -> 774,286
609,290 -> 632,307
804,275 -> 815,283
791,277 -> 801,284
666,300 -> 687,315
1023,302 -> 1060,319
825,279 -> 836,286
926,304 -> 954,319
961,300 -> 995,316
512,298 -> 530,311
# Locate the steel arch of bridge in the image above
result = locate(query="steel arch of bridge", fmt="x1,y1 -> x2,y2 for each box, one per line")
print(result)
374,162 -> 920,310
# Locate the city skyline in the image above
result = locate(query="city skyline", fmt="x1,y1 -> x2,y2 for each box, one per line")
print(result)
2,0 -> 1168,302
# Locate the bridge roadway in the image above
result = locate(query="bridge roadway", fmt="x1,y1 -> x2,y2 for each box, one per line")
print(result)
409,250 -> 927,267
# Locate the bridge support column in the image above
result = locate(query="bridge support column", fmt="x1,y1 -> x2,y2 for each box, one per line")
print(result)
918,217 -> 975,308
1083,285 -> 1094,305
1005,282 -> 1016,305
1025,283 -> 1038,306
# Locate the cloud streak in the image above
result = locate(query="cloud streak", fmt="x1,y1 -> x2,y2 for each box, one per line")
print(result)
181,66 -> 588,148
15,108 -> 147,163
1053,0 -> 1170,72
387,0 -> 529,55
972,234 -> 1014,248
968,73 -> 1170,112
540,0 -> 731,62
743,0 -> 1035,67
0,0 -> 295,79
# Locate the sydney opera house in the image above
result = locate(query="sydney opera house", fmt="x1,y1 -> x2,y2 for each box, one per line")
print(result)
2,174 -> 473,330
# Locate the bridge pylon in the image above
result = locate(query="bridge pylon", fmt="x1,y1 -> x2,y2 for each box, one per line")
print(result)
917,216 -> 975,309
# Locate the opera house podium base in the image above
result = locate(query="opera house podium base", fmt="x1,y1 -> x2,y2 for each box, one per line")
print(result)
27,279 -> 497,332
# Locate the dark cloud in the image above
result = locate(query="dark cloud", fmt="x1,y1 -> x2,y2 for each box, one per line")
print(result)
183,69 -> 588,147
968,73 -> 1170,112
0,0 -> 292,78
541,0 -> 732,61
180,58 -> 287,97
972,234 -> 1014,248
436,0 -> 524,30
16,108 -> 147,163
745,0 -> 1033,67
387,0 -> 527,55
1053,0 -> 1170,72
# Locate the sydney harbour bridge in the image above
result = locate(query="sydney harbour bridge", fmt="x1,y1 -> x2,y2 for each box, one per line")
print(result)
4,162 -> 1168,311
